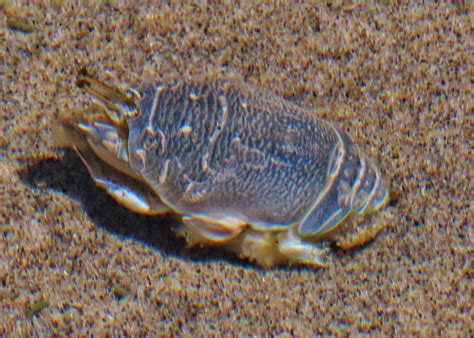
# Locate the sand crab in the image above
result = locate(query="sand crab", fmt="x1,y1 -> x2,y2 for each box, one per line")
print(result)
54,71 -> 390,268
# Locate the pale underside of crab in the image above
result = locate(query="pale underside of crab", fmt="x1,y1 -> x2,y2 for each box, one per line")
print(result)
54,72 -> 390,268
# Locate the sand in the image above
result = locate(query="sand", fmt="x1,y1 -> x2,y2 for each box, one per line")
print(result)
1,1 -> 472,336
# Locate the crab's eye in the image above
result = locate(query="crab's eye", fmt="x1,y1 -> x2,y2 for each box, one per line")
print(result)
127,87 -> 142,99
122,104 -> 140,119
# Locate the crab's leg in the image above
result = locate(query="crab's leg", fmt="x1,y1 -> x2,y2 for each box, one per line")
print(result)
74,146 -> 170,215
336,209 -> 394,250
234,230 -> 287,268
226,229 -> 329,268
76,120 -> 142,181
177,214 -> 247,246
277,230 -> 329,267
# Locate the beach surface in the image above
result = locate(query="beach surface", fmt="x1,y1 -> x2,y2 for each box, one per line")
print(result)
1,1 -> 471,335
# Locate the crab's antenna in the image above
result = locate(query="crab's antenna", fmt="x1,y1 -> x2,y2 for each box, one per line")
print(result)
77,71 -> 139,123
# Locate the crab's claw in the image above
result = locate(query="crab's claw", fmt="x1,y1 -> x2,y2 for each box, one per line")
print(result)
53,71 -> 170,216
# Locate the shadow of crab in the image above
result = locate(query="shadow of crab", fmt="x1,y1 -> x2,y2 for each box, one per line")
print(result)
18,150 -> 271,269
19,151 -> 375,272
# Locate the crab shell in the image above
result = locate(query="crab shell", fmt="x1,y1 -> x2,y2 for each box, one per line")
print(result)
54,74 -> 390,268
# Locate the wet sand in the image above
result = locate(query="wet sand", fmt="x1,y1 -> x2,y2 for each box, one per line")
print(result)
1,2 -> 471,335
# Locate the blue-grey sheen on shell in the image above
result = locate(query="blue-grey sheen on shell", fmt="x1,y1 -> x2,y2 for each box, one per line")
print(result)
129,80 -> 385,235
55,74 -> 390,268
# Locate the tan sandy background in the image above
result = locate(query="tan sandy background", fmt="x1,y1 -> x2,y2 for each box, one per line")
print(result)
1,1 -> 472,336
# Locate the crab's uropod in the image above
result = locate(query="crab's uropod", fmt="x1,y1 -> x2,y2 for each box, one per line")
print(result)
54,74 -> 390,268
